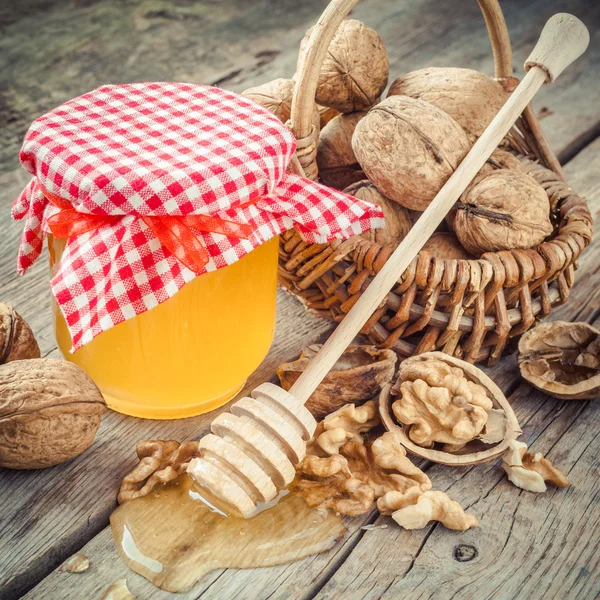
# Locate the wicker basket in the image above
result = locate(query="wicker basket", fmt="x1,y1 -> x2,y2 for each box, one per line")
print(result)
279,0 -> 593,366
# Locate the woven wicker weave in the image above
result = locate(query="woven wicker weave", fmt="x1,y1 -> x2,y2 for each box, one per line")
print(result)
280,0 -> 593,366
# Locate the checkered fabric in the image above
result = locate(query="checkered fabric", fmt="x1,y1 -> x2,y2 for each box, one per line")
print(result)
13,83 -> 384,350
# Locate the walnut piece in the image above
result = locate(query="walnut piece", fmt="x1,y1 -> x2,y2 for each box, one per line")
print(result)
453,169 -> 553,256
392,359 -> 493,450
518,321 -> 600,400
0,303 -> 40,365
344,180 -> 412,249
352,96 -> 471,210
391,490 -> 478,530
298,20 -> 388,114
317,112 -> 367,190
118,440 -> 200,503
293,405 -> 430,517
278,345 -> 396,419
387,67 -> 508,140
0,359 -> 105,469
502,440 -> 569,493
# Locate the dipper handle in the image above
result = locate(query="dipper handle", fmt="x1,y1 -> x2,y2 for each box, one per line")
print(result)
289,13 -> 589,404
525,13 -> 589,83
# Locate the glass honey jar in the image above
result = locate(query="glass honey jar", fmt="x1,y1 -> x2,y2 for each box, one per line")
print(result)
48,234 -> 279,419
13,83 -> 382,421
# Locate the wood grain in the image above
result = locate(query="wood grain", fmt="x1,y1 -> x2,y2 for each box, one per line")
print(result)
1,0 -> 599,598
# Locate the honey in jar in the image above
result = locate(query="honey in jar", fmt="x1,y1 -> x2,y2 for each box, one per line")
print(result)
49,235 -> 279,419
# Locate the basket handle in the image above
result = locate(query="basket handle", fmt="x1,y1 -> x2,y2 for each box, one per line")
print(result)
290,0 -> 514,181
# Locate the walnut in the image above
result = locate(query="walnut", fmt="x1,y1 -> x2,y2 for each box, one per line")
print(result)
242,78 -> 320,133
294,429 -> 430,517
391,490 -> 478,531
315,400 -> 381,454
502,440 -> 569,493
278,345 -> 396,419
421,232 -> 472,260
317,104 -> 339,128
344,181 -> 412,249
346,432 -> 431,514
292,452 -> 375,516
453,169 -> 553,256
392,358 -> 493,450
118,440 -> 200,503
298,19 -> 389,113
481,148 -> 523,173
352,96 -> 471,210
388,67 -> 508,140
0,359 -> 105,469
518,321 -> 600,400
317,112 -> 367,190
381,353 -> 522,465
0,303 -> 40,365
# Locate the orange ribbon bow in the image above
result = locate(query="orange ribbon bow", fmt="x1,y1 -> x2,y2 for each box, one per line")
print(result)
43,189 -> 254,275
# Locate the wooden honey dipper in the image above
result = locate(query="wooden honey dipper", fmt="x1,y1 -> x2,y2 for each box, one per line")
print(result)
187,13 -> 589,517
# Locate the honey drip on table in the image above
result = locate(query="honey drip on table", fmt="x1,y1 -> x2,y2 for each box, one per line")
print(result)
100,578 -> 136,600
110,474 -> 345,594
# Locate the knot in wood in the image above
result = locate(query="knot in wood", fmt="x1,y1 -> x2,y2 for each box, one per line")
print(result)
453,543 -> 478,562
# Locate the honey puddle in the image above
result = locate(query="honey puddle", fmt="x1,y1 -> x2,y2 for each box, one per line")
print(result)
110,474 -> 345,593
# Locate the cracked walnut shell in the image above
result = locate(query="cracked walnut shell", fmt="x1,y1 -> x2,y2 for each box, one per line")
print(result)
317,112 -> 367,190
277,345 -> 396,419
298,19 -> 389,114
0,303 -> 40,365
352,96 -> 471,211
518,321 -> 600,400
344,181 -> 412,249
379,353 -> 521,466
453,169 -> 553,256
119,440 -> 201,503
387,67 -> 508,140
502,440 -> 569,493
0,359 -> 105,469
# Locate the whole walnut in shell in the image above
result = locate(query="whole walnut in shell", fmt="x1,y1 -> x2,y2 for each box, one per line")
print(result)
0,303 -> 40,365
518,321 -> 600,400
453,169 -> 553,255
0,359 -> 105,469
352,96 -> 471,210
421,232 -> 471,260
242,78 -> 320,132
317,112 -> 367,190
298,19 -> 388,113
388,67 -> 508,140
344,181 -> 412,248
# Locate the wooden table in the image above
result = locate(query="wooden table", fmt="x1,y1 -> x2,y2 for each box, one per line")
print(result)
1,1 -> 599,598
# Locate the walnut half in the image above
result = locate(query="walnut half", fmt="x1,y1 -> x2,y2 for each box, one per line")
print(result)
380,352 -> 522,466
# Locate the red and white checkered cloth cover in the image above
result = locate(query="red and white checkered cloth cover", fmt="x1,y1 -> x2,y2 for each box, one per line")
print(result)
13,83 -> 383,350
